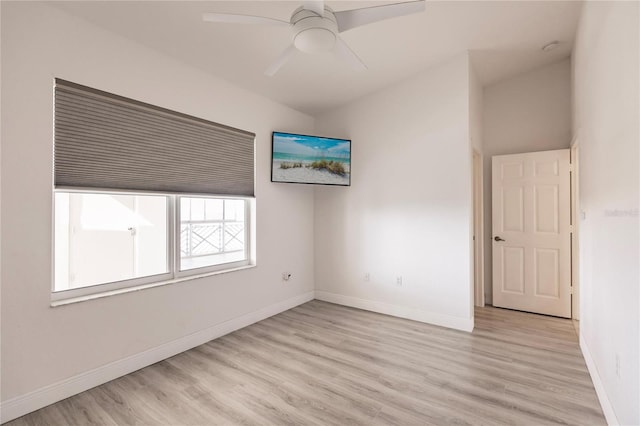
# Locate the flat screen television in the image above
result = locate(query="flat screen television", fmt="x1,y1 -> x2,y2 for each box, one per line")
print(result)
271,131 -> 351,186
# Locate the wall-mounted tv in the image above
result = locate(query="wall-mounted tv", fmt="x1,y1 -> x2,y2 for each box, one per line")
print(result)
271,131 -> 351,186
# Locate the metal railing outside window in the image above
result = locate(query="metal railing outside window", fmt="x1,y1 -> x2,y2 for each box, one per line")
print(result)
180,220 -> 245,258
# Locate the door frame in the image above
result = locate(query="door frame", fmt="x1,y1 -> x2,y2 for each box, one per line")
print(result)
472,150 -> 485,307
570,140 -> 580,321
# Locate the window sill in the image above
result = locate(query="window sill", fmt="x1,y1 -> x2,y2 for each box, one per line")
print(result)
50,264 -> 256,307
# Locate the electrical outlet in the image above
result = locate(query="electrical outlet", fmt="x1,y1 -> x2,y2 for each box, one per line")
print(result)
396,276 -> 403,286
282,272 -> 292,282
615,354 -> 621,379
364,273 -> 370,282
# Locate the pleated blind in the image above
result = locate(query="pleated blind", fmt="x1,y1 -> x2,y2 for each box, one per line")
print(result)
54,79 -> 255,196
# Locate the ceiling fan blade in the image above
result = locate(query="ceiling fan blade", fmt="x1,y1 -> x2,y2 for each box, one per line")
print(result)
334,0 -> 425,33
264,45 -> 298,76
202,13 -> 289,26
303,1 -> 325,17
334,36 -> 367,72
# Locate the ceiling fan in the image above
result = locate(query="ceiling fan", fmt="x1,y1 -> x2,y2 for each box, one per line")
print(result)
203,0 -> 426,76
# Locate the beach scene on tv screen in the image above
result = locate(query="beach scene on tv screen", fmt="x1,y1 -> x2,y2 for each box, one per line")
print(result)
272,132 -> 350,185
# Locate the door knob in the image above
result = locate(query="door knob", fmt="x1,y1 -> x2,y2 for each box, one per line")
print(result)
494,236 -> 505,242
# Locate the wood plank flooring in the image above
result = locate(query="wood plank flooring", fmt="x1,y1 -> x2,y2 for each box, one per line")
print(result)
6,301 -> 605,425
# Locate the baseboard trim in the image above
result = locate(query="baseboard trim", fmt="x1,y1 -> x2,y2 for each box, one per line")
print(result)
0,291 -> 315,424
580,334 -> 619,426
314,290 -> 474,332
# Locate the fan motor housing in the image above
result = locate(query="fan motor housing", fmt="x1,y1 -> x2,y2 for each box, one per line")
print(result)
291,7 -> 338,53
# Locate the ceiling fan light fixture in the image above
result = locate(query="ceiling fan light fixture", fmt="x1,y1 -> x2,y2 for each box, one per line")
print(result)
202,0 -> 427,75
294,27 -> 336,53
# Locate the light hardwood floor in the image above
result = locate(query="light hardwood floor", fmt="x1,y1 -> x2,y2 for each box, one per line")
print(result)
6,301 -> 605,425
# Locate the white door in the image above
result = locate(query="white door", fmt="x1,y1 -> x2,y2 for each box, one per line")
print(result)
492,149 -> 571,318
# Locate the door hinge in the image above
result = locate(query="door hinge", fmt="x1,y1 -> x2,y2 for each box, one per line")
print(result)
569,225 -> 574,233
569,164 -> 574,172
570,286 -> 573,294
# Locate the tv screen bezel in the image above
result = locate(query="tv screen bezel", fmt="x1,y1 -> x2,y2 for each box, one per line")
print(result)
270,131 -> 352,187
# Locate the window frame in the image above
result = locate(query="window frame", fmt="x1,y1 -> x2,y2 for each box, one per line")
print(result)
51,188 -> 253,303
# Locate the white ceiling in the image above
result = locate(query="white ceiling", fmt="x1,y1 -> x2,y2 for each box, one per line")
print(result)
51,1 -> 582,115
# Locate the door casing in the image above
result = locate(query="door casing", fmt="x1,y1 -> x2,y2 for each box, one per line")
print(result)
570,142 -> 580,320
473,150 -> 485,307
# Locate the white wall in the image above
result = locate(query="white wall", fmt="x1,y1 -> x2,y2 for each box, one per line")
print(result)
482,59 -> 572,303
469,62 -> 484,155
1,0 -> 315,411
572,2 -> 639,424
314,54 -> 474,331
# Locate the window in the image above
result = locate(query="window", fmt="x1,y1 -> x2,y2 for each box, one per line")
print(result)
179,198 -> 247,271
54,192 -> 170,292
54,192 -> 250,299
52,79 -> 255,301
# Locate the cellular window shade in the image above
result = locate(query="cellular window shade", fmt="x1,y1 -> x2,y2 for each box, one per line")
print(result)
54,79 -> 255,196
